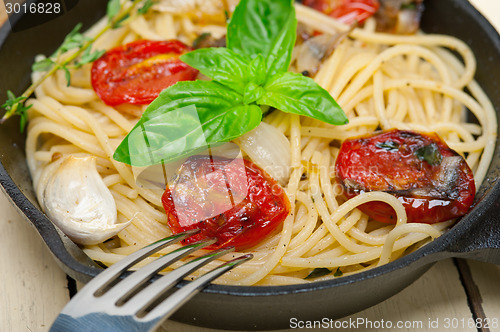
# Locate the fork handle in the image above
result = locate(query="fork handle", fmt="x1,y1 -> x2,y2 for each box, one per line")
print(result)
50,312 -> 145,332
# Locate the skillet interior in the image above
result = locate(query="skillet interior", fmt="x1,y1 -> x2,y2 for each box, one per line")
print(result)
0,0 -> 500,330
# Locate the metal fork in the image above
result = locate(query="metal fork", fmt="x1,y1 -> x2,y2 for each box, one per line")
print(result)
50,230 -> 252,332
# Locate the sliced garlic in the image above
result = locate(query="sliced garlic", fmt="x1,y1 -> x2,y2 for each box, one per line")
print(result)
39,155 -> 130,245
235,122 -> 291,186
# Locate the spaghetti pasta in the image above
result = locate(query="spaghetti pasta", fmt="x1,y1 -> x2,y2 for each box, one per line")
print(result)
25,2 -> 497,286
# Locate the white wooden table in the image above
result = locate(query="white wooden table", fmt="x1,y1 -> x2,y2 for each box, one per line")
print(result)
1,1 -> 500,331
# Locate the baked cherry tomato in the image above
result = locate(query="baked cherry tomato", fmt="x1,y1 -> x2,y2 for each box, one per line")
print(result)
302,0 -> 380,24
91,40 -> 198,106
335,129 -> 475,224
162,155 -> 290,250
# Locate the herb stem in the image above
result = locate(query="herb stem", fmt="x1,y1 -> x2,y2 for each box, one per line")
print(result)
1,0 -> 145,125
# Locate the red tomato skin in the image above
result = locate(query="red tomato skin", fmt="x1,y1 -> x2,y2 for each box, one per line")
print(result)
161,156 -> 290,250
91,40 -> 198,106
335,129 -> 476,224
302,0 -> 380,24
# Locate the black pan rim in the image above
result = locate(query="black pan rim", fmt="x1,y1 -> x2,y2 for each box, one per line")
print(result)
0,0 -> 499,298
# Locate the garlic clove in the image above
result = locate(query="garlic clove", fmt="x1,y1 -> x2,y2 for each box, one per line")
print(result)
235,122 -> 291,186
40,155 -> 130,245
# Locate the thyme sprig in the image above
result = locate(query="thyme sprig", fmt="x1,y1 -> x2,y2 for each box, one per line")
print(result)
1,0 -> 154,131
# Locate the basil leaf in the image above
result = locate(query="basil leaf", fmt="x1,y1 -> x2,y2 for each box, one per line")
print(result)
180,48 -> 249,94
415,143 -> 442,166
114,81 -> 262,166
227,0 -> 296,77
305,268 -> 331,279
143,80 -> 243,121
248,54 -> 266,85
122,105 -> 209,166
243,82 -> 265,105
263,6 -> 296,78
130,104 -> 261,166
334,267 -> 343,277
258,72 -> 348,125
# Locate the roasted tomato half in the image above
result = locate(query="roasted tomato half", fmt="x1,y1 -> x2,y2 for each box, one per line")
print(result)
162,156 -> 290,250
302,0 -> 380,24
91,40 -> 198,106
335,129 -> 475,224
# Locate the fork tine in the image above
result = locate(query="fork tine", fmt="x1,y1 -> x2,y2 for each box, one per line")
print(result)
51,230 -> 253,332
120,246 -> 237,315
104,238 -> 216,305
81,229 -> 199,296
139,253 -> 253,330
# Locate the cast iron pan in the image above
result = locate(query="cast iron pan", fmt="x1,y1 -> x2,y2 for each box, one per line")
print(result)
1,0 -> 499,330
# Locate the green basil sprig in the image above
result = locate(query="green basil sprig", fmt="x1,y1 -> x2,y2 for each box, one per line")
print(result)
113,0 -> 348,167
124,82 -> 262,167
